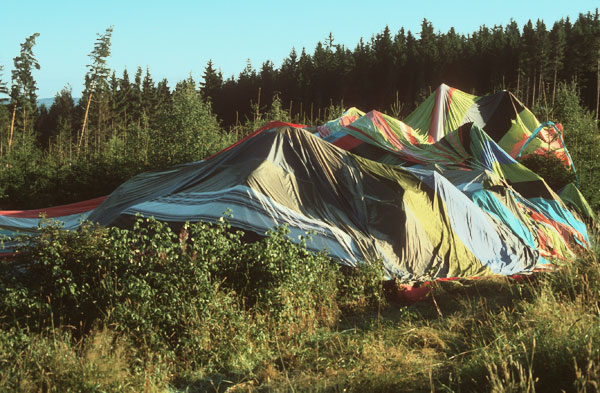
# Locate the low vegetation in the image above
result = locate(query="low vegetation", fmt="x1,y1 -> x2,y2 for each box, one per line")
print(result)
0,217 -> 598,392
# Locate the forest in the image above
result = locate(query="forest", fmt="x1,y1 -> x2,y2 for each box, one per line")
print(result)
0,11 -> 599,210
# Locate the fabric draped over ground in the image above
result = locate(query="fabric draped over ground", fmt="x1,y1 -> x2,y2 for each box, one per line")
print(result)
0,85 -> 591,280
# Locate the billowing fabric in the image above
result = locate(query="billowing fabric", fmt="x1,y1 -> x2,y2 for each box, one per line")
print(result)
311,87 -> 590,265
0,84 -> 591,281
83,126 -> 538,279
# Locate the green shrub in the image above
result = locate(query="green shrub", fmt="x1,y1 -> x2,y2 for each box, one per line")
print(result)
520,153 -> 576,192
209,225 -> 341,335
337,261 -> 387,311
0,216 -> 345,373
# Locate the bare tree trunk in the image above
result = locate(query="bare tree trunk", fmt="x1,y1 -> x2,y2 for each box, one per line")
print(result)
8,104 -> 16,152
79,90 -> 93,150
596,53 -> 600,122
532,71 -> 536,108
525,77 -> 530,106
552,67 -> 557,107
22,107 -> 26,143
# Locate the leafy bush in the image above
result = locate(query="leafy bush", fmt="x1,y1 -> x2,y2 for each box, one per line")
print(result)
337,261 -> 387,311
551,82 -> 600,210
0,216 -> 347,370
1,215 -> 599,391
520,153 -> 576,192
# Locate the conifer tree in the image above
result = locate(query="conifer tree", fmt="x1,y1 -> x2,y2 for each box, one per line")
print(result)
200,60 -> 223,102
550,20 -> 567,105
118,69 -> 132,128
141,67 -> 157,123
9,32 -> 40,152
132,67 -> 143,126
79,26 -> 113,151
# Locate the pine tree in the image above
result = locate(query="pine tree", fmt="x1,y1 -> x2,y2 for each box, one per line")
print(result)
199,60 -> 223,120
279,48 -> 299,107
117,69 -> 132,129
141,67 -> 157,123
297,48 -> 313,107
132,67 -> 143,126
504,19 -> 521,94
418,19 -> 438,92
200,60 -> 223,102
44,86 -> 75,156
373,26 -> 395,106
9,32 -> 40,152
79,26 -> 113,151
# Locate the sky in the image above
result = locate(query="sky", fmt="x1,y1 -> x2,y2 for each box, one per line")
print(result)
1,0 -> 598,99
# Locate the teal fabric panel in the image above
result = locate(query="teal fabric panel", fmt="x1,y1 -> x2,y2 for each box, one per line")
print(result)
469,189 -> 536,248
528,197 -> 589,243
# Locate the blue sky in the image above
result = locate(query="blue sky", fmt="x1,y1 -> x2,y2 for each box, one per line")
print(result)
1,0 -> 598,98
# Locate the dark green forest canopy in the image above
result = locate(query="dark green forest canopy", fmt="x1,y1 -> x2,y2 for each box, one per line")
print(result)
202,11 -> 600,126
0,12 -> 599,211
2,11 -> 599,130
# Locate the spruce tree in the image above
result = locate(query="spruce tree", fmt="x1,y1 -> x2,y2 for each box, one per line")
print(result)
200,60 -> 223,102
9,32 -> 40,152
550,20 -> 567,105
80,26 -> 113,151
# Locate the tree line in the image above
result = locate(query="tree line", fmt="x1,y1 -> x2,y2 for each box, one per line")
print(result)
0,12 -> 599,209
204,10 -> 600,126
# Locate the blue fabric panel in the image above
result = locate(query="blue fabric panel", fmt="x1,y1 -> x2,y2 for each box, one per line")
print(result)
488,141 -> 517,165
407,168 -> 536,274
469,189 -> 536,248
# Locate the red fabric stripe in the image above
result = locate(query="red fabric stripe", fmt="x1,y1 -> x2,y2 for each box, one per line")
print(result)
396,272 -> 539,303
333,134 -> 363,150
0,196 -> 107,218
446,87 -> 456,111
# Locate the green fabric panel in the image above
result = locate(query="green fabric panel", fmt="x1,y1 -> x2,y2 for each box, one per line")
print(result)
559,183 -> 596,220
382,112 -> 430,144
498,119 -> 530,155
321,107 -> 366,135
498,109 -> 553,158
403,90 -> 436,135
404,84 -> 479,139
497,162 -> 543,183
516,108 -> 542,132
442,88 -> 479,136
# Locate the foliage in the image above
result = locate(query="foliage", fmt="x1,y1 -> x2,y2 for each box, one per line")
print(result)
0,217 -> 356,380
337,261 -> 387,311
152,77 -> 232,165
552,82 -> 600,210
520,153 -> 576,192
1,217 -> 600,391
0,14 -> 600,392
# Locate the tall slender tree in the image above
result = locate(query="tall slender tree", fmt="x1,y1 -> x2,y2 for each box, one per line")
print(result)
79,26 -> 113,151
9,33 -> 40,152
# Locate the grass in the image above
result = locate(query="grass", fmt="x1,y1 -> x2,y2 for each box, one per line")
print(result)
0,219 -> 599,392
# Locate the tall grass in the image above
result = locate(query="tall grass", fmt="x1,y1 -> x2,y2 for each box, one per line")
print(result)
0,217 -> 598,392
